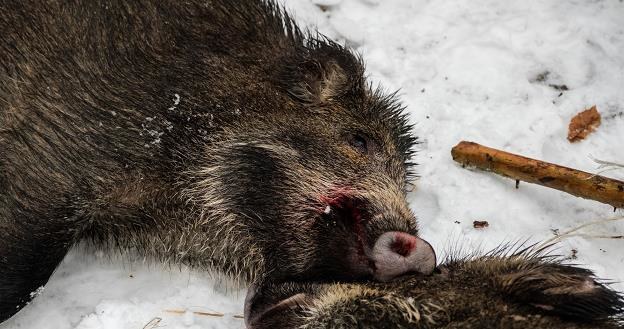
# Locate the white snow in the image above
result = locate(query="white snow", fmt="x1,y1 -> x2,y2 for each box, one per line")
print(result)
169,94 -> 181,111
3,1 -> 623,328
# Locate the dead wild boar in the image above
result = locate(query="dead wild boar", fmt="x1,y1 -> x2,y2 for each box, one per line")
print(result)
0,0 -> 436,322
248,249 -> 624,329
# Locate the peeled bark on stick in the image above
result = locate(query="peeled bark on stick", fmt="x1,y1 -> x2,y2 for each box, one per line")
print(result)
451,141 -> 624,209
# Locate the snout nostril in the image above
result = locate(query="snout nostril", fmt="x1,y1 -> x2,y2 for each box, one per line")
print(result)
390,232 -> 417,257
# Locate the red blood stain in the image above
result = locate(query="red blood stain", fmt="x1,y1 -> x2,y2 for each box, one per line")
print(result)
318,187 -> 353,210
318,187 -> 372,269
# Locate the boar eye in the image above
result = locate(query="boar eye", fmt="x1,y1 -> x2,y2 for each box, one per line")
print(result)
349,134 -> 369,154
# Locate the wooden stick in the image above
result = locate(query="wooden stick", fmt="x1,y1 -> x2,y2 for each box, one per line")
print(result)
451,141 -> 624,209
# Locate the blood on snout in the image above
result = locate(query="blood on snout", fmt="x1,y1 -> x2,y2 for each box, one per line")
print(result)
317,188 -> 365,226
318,187 -> 354,210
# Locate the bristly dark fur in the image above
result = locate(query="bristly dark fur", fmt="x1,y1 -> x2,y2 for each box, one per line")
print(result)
0,0 -> 422,322
251,246 -> 624,329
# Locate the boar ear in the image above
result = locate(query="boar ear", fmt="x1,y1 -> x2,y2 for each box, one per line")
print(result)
278,41 -> 366,106
497,263 -> 624,321
288,60 -> 348,105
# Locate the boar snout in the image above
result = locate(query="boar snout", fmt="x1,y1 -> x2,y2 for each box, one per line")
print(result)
371,231 -> 436,282
318,190 -> 435,282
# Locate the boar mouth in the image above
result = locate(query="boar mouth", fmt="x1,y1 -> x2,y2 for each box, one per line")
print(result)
244,196 -> 376,327
320,194 -> 376,272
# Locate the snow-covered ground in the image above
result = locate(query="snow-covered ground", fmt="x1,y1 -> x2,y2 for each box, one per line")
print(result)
3,1 -> 624,328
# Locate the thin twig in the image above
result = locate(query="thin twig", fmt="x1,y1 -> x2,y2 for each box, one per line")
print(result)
588,155 -> 624,178
538,216 -> 624,249
142,317 -> 162,329
590,155 -> 624,170
564,233 -> 623,239
164,309 -> 225,317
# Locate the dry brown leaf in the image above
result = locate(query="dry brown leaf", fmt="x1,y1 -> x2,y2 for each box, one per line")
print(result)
473,220 -> 489,229
567,106 -> 601,142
